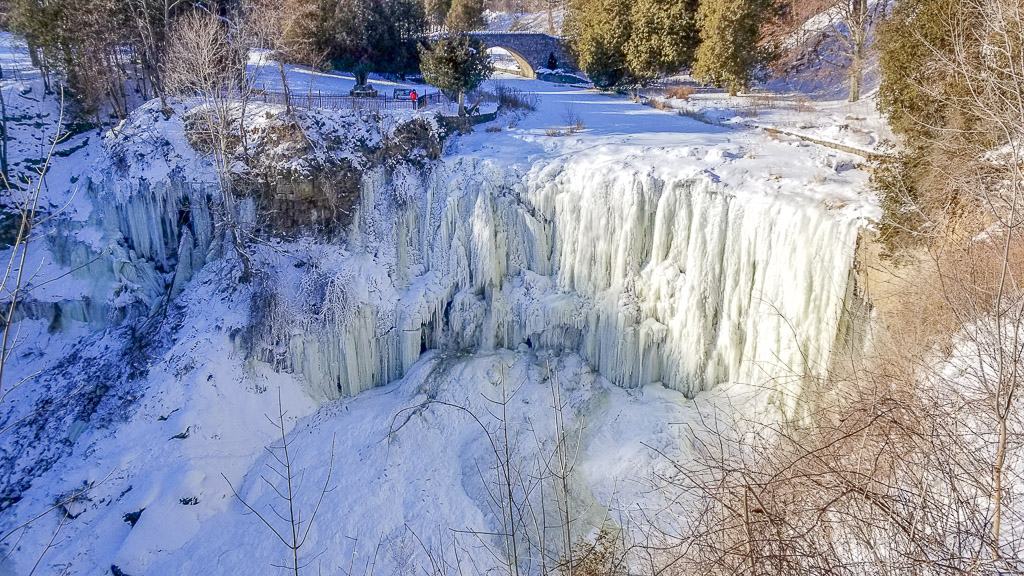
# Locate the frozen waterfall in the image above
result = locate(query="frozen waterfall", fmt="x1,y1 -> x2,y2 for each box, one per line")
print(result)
256,155 -> 861,409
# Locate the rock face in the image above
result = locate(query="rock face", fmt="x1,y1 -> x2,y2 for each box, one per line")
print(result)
25,102 -> 445,324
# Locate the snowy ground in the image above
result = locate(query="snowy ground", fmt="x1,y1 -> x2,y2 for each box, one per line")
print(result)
650,86 -> 891,157
0,33 -> 879,576
458,72 -> 876,220
248,48 -> 881,207
248,51 -> 436,99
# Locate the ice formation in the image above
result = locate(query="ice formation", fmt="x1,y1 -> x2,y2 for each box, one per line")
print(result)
49,110 -> 861,410
23,178 -> 218,329
245,155 -> 860,410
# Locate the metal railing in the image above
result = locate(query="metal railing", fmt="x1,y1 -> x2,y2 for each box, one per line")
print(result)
251,89 -> 448,112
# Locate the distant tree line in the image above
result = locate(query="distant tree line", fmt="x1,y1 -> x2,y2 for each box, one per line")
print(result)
274,0 -> 430,85
4,0 -> 866,116
5,0 -> 212,119
426,0 -> 486,31
1,0 -> 487,121
3,0 -> 783,113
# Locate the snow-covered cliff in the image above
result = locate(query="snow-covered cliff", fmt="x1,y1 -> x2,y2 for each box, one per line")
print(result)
58,102 -> 863,413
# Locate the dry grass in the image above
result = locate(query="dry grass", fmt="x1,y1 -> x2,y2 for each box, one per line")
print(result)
564,105 -> 585,133
646,98 -> 673,112
562,526 -> 626,576
665,85 -> 696,101
493,84 -> 539,112
794,94 -> 814,113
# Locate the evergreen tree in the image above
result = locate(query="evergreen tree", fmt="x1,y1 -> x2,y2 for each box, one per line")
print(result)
328,0 -> 425,85
277,0 -> 335,65
419,33 -> 492,115
691,0 -> 780,95
566,0 -> 698,89
425,0 -> 452,29
626,0 -> 699,85
564,0 -> 631,88
876,0 -> 965,146
546,51 -> 558,70
381,0 -> 428,75
445,0 -> 484,31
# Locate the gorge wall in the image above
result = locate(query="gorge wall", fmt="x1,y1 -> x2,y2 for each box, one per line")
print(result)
29,107 -> 864,413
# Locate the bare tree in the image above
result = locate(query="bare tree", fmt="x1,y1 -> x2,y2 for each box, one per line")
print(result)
542,0 -> 563,35
126,0 -> 194,114
162,6 -> 259,278
247,0 -> 328,115
0,90 -> 66,404
824,0 -> 888,102
924,0 -> 1024,555
639,3 -> 1024,574
0,89 -> 117,576
0,64 -> 8,182
223,390 -> 336,575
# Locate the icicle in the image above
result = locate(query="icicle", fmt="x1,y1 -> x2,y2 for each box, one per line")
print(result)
249,156 -> 860,409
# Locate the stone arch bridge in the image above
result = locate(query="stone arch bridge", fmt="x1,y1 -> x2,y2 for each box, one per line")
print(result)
465,32 -> 577,79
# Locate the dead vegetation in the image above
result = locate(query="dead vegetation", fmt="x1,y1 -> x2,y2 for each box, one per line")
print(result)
494,84 -> 540,112
664,86 -> 696,101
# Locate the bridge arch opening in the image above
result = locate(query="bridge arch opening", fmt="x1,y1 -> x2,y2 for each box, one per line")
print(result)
485,47 -> 536,79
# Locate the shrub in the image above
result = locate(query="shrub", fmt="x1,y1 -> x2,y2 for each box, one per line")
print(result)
419,34 -> 492,115
494,84 -> 539,111
871,148 -> 926,254
564,105 -> 585,133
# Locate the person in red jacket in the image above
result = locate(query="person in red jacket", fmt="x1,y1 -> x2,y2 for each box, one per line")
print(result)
410,89 -> 419,108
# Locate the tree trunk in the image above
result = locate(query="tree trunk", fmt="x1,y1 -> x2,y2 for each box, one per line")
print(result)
992,413 -> 1007,557
458,90 -> 466,116
848,53 -> 862,102
278,61 -> 292,114
0,84 -> 8,182
847,0 -> 866,102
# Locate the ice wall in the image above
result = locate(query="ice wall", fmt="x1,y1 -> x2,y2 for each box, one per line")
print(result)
11,176 -> 218,329
257,156 -> 861,407
97,178 -> 218,301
